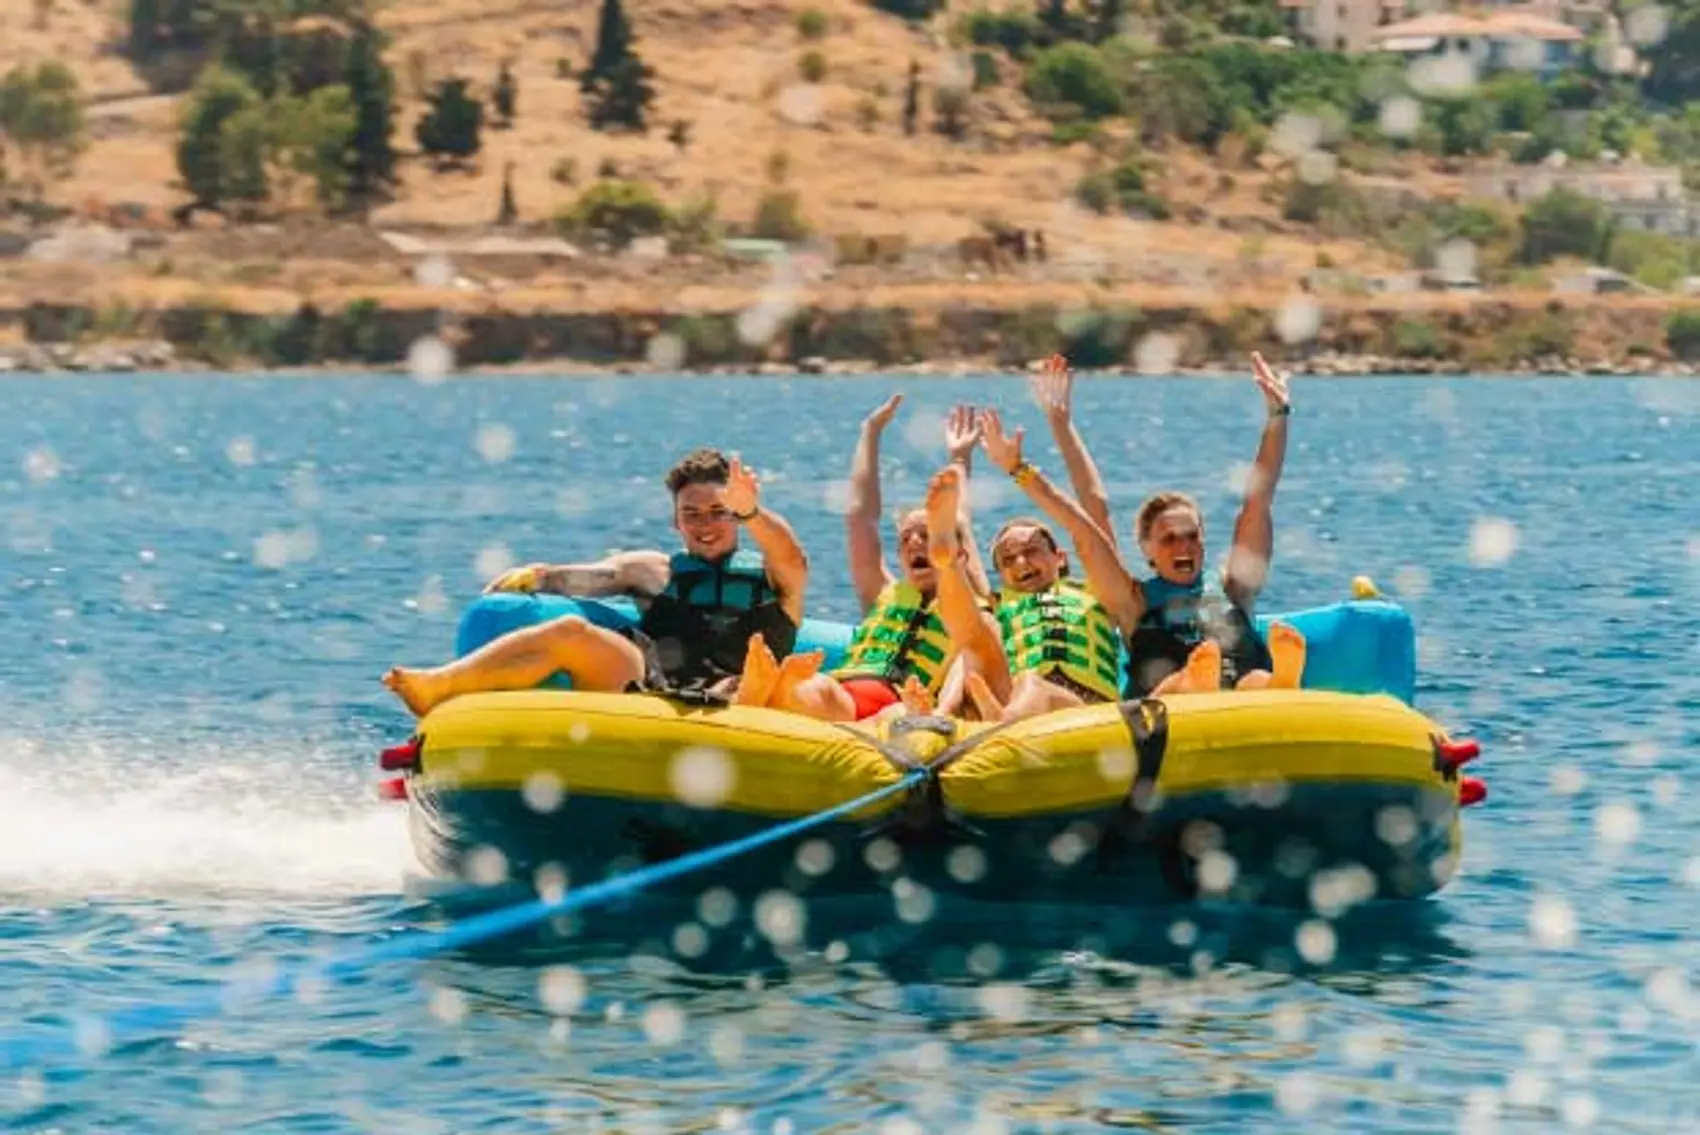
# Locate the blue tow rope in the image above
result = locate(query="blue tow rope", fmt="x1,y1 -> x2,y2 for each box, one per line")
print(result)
0,769 -> 924,1072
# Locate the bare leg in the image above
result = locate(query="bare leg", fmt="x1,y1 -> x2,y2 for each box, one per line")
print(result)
925,465 -> 1012,701
1236,669 -> 1274,690
1148,667 -> 1188,698
383,614 -> 644,717
934,658 -> 969,718
1000,671 -> 1088,722
965,672 -> 1005,721
773,672 -> 859,722
732,633 -> 782,707
771,650 -> 825,708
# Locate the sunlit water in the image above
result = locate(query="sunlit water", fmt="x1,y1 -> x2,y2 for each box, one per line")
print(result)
2,372 -> 1698,1132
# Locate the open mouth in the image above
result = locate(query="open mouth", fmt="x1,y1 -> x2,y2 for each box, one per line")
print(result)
1010,566 -> 1042,589
906,551 -> 932,573
1172,556 -> 1196,575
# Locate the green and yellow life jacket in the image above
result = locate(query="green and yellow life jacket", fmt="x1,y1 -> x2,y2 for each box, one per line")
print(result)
996,577 -> 1123,702
833,581 -> 954,693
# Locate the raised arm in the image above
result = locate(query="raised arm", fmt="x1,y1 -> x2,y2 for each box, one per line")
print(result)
486,550 -> 672,598
1031,353 -> 1117,551
1223,352 -> 1290,612
981,409 -> 1145,631
943,403 -> 993,597
846,394 -> 902,611
721,456 -> 810,624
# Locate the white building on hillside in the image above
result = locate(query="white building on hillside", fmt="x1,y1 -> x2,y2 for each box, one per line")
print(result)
1367,9 -> 1584,77
1467,157 -> 1696,236
1279,0 -> 1609,55
1279,0 -> 1411,53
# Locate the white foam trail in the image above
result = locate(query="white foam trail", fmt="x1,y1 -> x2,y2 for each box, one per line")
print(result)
0,735 -> 417,902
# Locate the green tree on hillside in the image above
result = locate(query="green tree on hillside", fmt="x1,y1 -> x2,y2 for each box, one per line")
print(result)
176,65 -> 264,206
585,0 -> 635,80
870,0 -> 944,18
580,0 -> 656,131
272,83 -> 358,208
1091,0 -> 1123,42
1642,6 -> 1700,105
493,60 -> 517,127
342,16 -> 397,199
0,62 -> 87,198
416,77 -> 484,164
1024,43 -> 1122,120
1520,188 -> 1612,264
217,102 -> 273,205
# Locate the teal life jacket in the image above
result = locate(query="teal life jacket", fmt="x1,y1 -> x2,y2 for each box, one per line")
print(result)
637,548 -> 797,689
1124,572 -> 1271,697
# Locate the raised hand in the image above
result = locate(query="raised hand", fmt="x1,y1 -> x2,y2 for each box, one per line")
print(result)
863,393 -> 903,433
722,455 -> 761,518
1028,352 -> 1074,424
1252,351 -> 1290,418
979,408 -> 1025,475
944,403 -> 982,464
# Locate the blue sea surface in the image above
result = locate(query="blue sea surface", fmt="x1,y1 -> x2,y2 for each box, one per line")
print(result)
1,371 -> 1697,1132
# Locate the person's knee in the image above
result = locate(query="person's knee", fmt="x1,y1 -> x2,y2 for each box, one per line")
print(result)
1235,669 -> 1272,690
1013,671 -> 1051,697
779,674 -> 848,717
541,614 -> 590,640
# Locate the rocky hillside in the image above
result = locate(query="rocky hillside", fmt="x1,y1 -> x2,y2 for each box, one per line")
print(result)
0,0 -> 1430,292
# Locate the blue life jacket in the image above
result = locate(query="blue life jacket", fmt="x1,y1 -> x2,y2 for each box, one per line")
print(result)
1125,572 -> 1272,697
637,548 -> 797,689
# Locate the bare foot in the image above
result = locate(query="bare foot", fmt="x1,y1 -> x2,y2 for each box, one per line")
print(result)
924,464 -> 963,567
1267,622 -> 1307,689
965,672 -> 1006,721
771,649 -> 824,709
899,674 -> 936,715
732,634 -> 781,707
383,666 -> 450,718
1181,640 -> 1222,693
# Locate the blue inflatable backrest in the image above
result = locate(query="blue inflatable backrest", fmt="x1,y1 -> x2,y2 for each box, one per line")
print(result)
454,590 -> 1417,704
1253,599 -> 1416,705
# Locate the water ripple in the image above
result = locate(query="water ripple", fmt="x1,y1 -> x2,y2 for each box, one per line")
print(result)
0,374 -> 1697,1131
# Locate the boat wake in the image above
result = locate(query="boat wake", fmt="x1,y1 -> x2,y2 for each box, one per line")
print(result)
0,733 -> 416,903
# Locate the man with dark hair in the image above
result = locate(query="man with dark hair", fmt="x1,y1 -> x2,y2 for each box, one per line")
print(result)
382,448 -> 809,715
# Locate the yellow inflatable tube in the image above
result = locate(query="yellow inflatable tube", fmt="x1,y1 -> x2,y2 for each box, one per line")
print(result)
397,685 -> 1468,908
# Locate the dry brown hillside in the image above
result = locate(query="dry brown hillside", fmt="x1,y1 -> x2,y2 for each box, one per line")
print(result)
0,0 -> 1449,295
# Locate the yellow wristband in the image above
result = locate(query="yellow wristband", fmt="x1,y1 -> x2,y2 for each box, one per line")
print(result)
1010,461 -> 1038,487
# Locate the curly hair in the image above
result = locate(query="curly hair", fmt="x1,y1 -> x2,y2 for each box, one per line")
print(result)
664,447 -> 731,495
